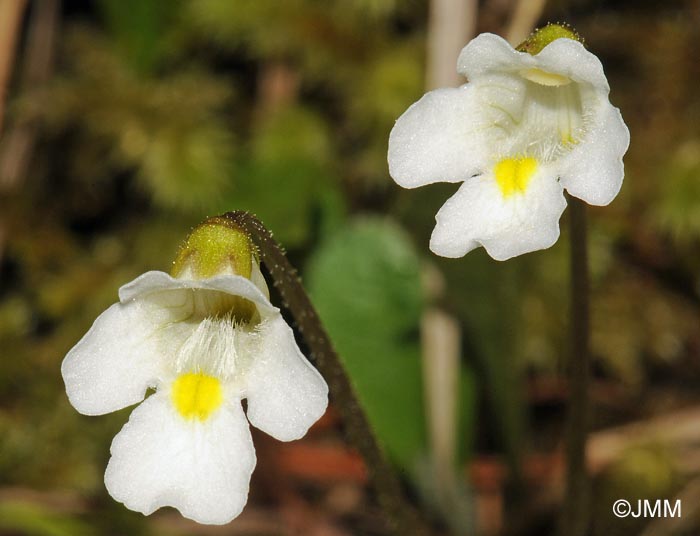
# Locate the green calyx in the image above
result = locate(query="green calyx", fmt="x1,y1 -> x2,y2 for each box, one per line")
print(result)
516,23 -> 584,55
171,215 -> 256,279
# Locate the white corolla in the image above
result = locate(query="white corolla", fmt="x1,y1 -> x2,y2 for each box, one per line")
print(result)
388,28 -> 629,260
62,251 -> 328,525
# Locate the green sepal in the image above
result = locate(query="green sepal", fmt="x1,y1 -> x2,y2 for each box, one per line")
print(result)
171,214 -> 257,280
516,23 -> 584,55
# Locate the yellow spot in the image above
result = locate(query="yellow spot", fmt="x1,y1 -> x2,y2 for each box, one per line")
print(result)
561,132 -> 578,146
172,372 -> 223,421
494,157 -> 538,198
520,68 -> 571,87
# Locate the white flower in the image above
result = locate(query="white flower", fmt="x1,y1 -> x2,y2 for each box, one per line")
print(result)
61,258 -> 328,525
388,31 -> 630,260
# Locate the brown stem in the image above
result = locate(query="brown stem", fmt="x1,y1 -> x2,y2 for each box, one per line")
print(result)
559,196 -> 591,536
0,0 -> 59,268
0,0 -> 59,189
226,211 -> 429,536
0,0 -> 28,135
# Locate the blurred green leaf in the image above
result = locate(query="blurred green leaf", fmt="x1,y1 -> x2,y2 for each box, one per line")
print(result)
351,42 -> 424,130
651,140 -> 700,244
223,106 -> 340,246
98,0 -> 177,73
33,29 -> 235,211
306,218 -> 426,470
183,0 -> 407,85
0,502 -> 91,536
398,183 -> 527,478
441,249 -> 528,481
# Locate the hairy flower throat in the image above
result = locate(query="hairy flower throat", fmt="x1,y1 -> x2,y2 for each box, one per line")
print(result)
495,157 -> 538,197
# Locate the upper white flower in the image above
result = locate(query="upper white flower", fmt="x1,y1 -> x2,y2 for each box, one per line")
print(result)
388,30 -> 630,260
61,254 -> 328,525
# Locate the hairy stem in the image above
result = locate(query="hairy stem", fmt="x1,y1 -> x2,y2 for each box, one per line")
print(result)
560,197 -> 591,536
227,211 -> 428,535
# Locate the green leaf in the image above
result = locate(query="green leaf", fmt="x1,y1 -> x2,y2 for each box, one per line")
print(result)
98,0 -> 177,73
397,184 -> 526,479
306,218 -> 426,470
222,106 -> 340,247
441,249 -> 528,481
652,141 -> 700,244
0,502 -> 91,536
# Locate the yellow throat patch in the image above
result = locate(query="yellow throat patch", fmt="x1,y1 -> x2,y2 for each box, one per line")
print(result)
494,157 -> 538,198
172,372 -> 223,421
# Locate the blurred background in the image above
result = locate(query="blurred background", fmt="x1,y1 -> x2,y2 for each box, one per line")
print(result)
1,0 -> 699,534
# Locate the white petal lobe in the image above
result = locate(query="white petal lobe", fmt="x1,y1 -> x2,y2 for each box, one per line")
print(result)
429,166 -> 567,261
388,86 -> 487,188
535,38 -> 609,91
105,392 -> 255,525
118,271 -> 278,317
457,33 -> 531,79
61,301 -> 164,415
558,102 -> 629,205
245,315 -> 329,441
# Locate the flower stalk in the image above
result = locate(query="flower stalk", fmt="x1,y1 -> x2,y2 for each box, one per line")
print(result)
560,196 -> 591,536
226,211 -> 429,536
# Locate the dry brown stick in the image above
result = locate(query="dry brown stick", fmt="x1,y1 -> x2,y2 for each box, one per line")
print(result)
505,0 -> 547,46
508,404 -> 700,535
587,405 -> 700,473
426,0 -> 477,89
227,211 -> 430,536
0,0 -> 28,270
0,0 -> 59,269
0,0 -> 28,135
421,307 -> 460,499
1,0 -> 60,190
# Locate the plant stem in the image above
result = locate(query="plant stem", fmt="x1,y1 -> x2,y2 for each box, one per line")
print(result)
560,196 -> 591,536
227,211 -> 429,536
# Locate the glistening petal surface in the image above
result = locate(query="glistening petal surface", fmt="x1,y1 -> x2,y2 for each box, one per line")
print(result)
245,315 -> 329,441
388,86 -> 488,188
457,33 -> 608,91
61,300 -> 165,415
104,392 -> 256,525
534,38 -> 609,90
457,33 -> 531,79
429,165 -> 568,261
558,102 -> 629,205
118,271 -> 278,317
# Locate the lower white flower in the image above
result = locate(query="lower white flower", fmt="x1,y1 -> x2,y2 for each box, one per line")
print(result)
62,261 -> 328,525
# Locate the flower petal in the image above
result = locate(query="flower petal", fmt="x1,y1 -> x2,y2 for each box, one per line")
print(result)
104,392 -> 255,525
388,85 -> 488,188
457,33 -> 532,80
457,33 -> 608,92
429,165 -> 567,260
558,102 -> 629,205
245,315 -> 328,441
61,301 -> 165,415
118,271 -> 278,317
249,260 -> 270,299
534,38 -> 609,91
